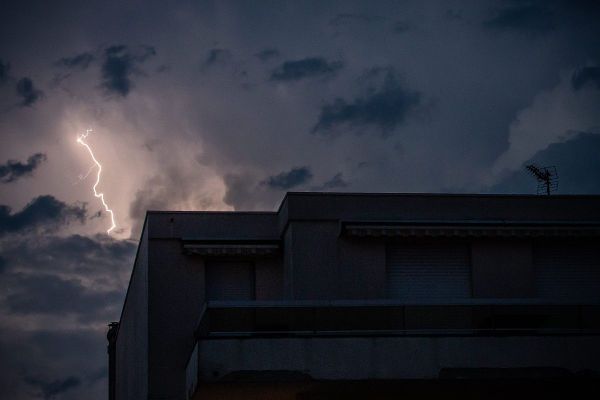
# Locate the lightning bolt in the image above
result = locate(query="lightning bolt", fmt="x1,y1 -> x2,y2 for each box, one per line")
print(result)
76,129 -> 117,234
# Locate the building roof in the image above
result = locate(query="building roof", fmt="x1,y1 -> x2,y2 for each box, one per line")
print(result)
145,192 -> 600,239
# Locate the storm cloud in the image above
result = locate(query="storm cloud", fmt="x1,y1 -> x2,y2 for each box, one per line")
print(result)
255,48 -> 280,62
312,68 -> 421,135
329,13 -> 386,27
0,58 -> 9,83
270,57 -> 343,81
484,3 -> 555,33
57,52 -> 95,69
101,44 -> 156,96
16,77 -> 43,106
0,328 -> 113,400
1,2 -> 600,399
313,173 -> 350,191
571,66 -> 600,91
5,273 -> 122,317
0,152 -> 46,183
25,376 -> 81,399
491,131 -> 600,194
205,48 -> 232,66
263,167 -> 313,190
0,230 -> 136,400
0,195 -> 86,235
0,233 -> 136,286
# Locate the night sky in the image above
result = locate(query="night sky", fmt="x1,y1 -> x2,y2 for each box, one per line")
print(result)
1,1 -> 600,399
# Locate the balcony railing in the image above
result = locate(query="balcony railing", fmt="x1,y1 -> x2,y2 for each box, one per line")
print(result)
195,300 -> 600,338
186,300 -> 600,399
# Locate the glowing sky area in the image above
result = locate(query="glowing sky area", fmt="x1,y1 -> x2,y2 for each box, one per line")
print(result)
1,1 -> 600,399
76,129 -> 117,234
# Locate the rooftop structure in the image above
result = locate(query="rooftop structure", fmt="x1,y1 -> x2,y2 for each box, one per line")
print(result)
110,193 -> 600,399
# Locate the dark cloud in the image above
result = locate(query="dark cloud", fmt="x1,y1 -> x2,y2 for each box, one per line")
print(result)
16,77 -> 43,106
313,172 -> 349,191
0,232 -> 136,326
204,48 -> 232,66
56,52 -> 95,69
263,166 -> 312,190
270,57 -> 343,82
392,21 -> 410,33
0,2 -> 598,399
1,233 -> 136,282
312,68 -> 421,135
0,152 -> 46,183
25,376 -> 81,399
101,44 -> 156,96
571,66 -> 600,90
484,3 -> 556,33
445,9 -> 464,21
255,48 -> 280,62
0,195 -> 86,235
490,132 -> 600,194
48,233 -> 136,261
0,328 -> 109,400
0,229 -> 135,399
5,273 -> 122,317
329,13 -> 385,27
0,58 -> 10,83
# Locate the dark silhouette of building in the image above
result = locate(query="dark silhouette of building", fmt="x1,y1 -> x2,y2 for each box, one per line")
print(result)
110,193 -> 600,399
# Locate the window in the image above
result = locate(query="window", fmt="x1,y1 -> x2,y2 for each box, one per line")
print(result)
206,260 -> 255,301
386,242 -> 471,301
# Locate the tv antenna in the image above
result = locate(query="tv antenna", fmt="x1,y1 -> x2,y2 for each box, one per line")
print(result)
526,164 -> 558,195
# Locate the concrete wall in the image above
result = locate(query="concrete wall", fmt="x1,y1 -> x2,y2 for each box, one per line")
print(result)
197,335 -> 600,381
283,227 -> 294,299
148,239 -> 206,400
115,222 -> 149,400
147,212 -> 279,240
194,380 -> 600,400
284,221 -> 340,300
338,238 -> 386,299
255,258 -> 283,300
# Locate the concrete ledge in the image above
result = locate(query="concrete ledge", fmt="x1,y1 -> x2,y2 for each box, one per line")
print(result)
196,336 -> 600,381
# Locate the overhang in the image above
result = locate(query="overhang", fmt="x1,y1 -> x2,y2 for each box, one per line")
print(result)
182,239 -> 281,256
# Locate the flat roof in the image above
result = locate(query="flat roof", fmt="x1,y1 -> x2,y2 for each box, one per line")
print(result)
143,192 -> 600,239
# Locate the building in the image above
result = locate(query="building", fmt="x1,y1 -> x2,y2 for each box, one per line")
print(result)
109,193 -> 600,400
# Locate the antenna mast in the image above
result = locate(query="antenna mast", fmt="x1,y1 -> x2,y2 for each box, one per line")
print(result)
526,164 -> 558,195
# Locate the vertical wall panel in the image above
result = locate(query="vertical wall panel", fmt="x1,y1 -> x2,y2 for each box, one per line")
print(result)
255,258 -> 283,300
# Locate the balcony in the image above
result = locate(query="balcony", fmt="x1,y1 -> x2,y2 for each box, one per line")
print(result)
186,300 -> 600,399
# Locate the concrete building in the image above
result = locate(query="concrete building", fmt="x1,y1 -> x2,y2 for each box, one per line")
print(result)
109,193 -> 600,400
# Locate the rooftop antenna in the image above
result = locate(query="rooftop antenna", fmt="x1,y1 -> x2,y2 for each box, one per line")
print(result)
526,164 -> 558,195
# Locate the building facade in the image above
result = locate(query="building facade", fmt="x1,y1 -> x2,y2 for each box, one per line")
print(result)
110,193 -> 600,399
